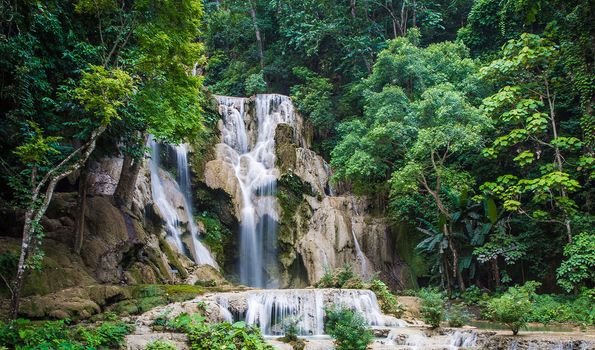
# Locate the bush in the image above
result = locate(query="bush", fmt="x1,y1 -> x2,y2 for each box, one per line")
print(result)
324,305 -> 373,350
419,288 -> 446,328
447,304 -> 470,327
557,232 -> 595,292
165,313 -> 272,350
527,290 -> 595,326
188,321 -> 273,350
460,285 -> 489,305
0,319 -> 132,349
315,264 -> 365,289
316,269 -> 335,288
280,315 -> 301,342
370,279 -> 404,317
146,340 -> 178,350
485,281 -> 539,335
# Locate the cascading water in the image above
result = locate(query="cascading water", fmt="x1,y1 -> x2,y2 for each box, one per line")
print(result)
351,199 -> 368,279
200,289 -> 404,336
148,137 -> 217,267
215,94 -> 298,288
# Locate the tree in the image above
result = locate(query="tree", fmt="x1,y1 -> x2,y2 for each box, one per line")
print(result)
9,66 -> 134,320
486,281 -> 540,335
479,33 -> 583,243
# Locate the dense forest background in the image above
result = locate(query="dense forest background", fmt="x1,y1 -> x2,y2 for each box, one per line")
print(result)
201,0 -> 593,294
0,0 -> 593,303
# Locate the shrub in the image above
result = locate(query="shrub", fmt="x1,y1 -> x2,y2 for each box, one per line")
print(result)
314,264 -> 364,289
485,281 -> 539,335
557,232 -> 595,292
187,321 -> 273,350
316,269 -> 335,288
336,264 -> 355,287
280,315 -> 301,342
460,285 -> 489,305
165,313 -> 272,350
447,304 -> 470,327
324,305 -> 373,350
0,319 -> 132,349
370,279 -> 404,317
146,340 -> 178,350
419,288 -> 446,328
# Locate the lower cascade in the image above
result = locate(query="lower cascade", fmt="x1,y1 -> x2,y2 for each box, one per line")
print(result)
199,289 -> 405,337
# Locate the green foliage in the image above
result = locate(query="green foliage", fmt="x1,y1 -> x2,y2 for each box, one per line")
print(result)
245,72 -> 267,96
369,279 -> 404,317
447,304 -> 471,327
0,319 -> 132,349
279,315 -> 301,342
73,65 -> 135,124
145,340 -> 178,350
290,67 -> 336,139
162,312 -> 272,349
485,281 -> 539,335
324,305 -> 373,350
197,212 -> 232,267
556,232 -> 595,292
315,265 -> 363,289
419,288 -> 446,328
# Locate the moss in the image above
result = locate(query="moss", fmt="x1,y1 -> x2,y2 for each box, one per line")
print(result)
196,212 -> 232,267
163,284 -> 203,295
158,238 -> 188,279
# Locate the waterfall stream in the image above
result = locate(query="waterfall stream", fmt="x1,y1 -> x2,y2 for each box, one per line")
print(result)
202,289 -> 405,337
215,94 -> 298,288
149,137 -> 217,267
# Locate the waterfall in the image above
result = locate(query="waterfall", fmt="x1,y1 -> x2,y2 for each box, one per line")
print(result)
350,199 -> 368,279
384,328 -> 477,349
215,94 -> 298,288
148,137 -> 217,267
203,289 -> 403,336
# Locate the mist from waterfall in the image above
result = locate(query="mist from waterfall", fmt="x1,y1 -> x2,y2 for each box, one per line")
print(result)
215,94 -> 297,288
148,137 -> 217,267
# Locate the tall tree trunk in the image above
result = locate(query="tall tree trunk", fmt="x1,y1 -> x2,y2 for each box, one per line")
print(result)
249,0 -> 265,69
412,0 -> 417,27
10,125 -> 105,320
113,153 -> 142,209
74,166 -> 89,254
446,227 -> 465,292
491,257 -> 500,289
545,77 -> 572,242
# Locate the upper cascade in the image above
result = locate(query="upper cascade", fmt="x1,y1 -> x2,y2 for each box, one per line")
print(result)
214,94 -> 302,288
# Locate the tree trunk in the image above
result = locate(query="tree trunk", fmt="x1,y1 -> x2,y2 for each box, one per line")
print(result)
443,254 -> 452,294
491,257 -> 500,289
74,166 -> 89,254
249,0 -> 265,69
9,210 -> 33,320
113,153 -> 142,209
9,125 -> 105,320
447,232 -> 465,292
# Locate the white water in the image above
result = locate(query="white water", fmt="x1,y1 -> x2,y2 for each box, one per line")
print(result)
205,289 -> 404,336
351,199 -> 368,279
215,94 -> 299,287
148,137 -> 217,267
383,328 -> 478,349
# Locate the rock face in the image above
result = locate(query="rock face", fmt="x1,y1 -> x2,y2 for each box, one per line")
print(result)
200,94 -> 411,288
0,152 -> 226,318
